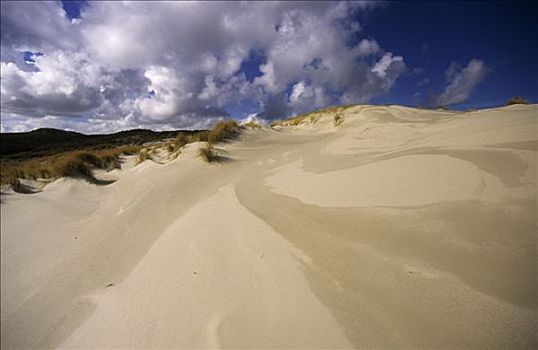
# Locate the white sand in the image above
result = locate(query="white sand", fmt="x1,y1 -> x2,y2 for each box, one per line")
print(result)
266,154 -> 503,207
1,104 -> 537,349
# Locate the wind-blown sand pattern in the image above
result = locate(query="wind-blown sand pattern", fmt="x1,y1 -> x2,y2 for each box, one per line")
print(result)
1,104 -> 537,349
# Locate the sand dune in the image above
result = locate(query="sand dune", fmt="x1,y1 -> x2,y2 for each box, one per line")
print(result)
1,104 -> 537,349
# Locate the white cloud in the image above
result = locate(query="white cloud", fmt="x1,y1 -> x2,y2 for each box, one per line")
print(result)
0,1 -> 80,56
372,53 -> 403,78
1,1 -> 407,133
1,51 -> 104,117
240,113 -> 265,125
355,39 -> 380,56
254,62 -> 280,94
289,81 -> 331,111
436,59 -> 488,106
135,66 -> 182,121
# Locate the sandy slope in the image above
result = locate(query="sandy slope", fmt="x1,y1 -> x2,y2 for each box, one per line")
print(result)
1,104 -> 537,349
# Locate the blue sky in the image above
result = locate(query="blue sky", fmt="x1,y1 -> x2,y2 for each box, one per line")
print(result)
363,1 -> 538,109
0,1 -> 536,133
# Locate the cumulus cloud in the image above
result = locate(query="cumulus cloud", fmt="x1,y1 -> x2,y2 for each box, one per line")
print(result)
132,66 -> 228,124
1,52 -> 103,117
289,81 -> 331,112
1,1 -> 407,133
435,59 -> 488,106
0,1 -> 80,57
355,39 -> 380,56
240,113 -> 265,125
340,53 -> 406,104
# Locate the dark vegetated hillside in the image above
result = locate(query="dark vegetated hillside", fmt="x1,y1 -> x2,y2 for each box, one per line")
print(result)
0,128 -> 204,160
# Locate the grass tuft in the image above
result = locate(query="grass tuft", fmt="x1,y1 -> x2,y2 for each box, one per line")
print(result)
506,96 -> 529,106
334,114 -> 343,126
207,120 -> 240,144
135,149 -> 151,165
165,142 -> 175,153
174,133 -> 189,149
198,143 -> 217,163
195,130 -> 210,142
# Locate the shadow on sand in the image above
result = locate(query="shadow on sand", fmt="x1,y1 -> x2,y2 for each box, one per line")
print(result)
3,174 -> 116,198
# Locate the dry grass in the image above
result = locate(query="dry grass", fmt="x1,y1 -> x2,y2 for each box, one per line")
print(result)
242,121 -> 262,129
271,114 -> 313,127
207,120 -> 240,144
1,120 -> 242,186
334,114 -> 343,126
180,120 -> 240,145
1,145 -> 141,186
135,149 -> 152,165
174,133 -> 189,149
198,143 -> 217,163
165,142 -> 175,153
271,104 -> 356,127
197,131 -> 210,142
196,120 -> 240,164
506,96 -> 529,106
